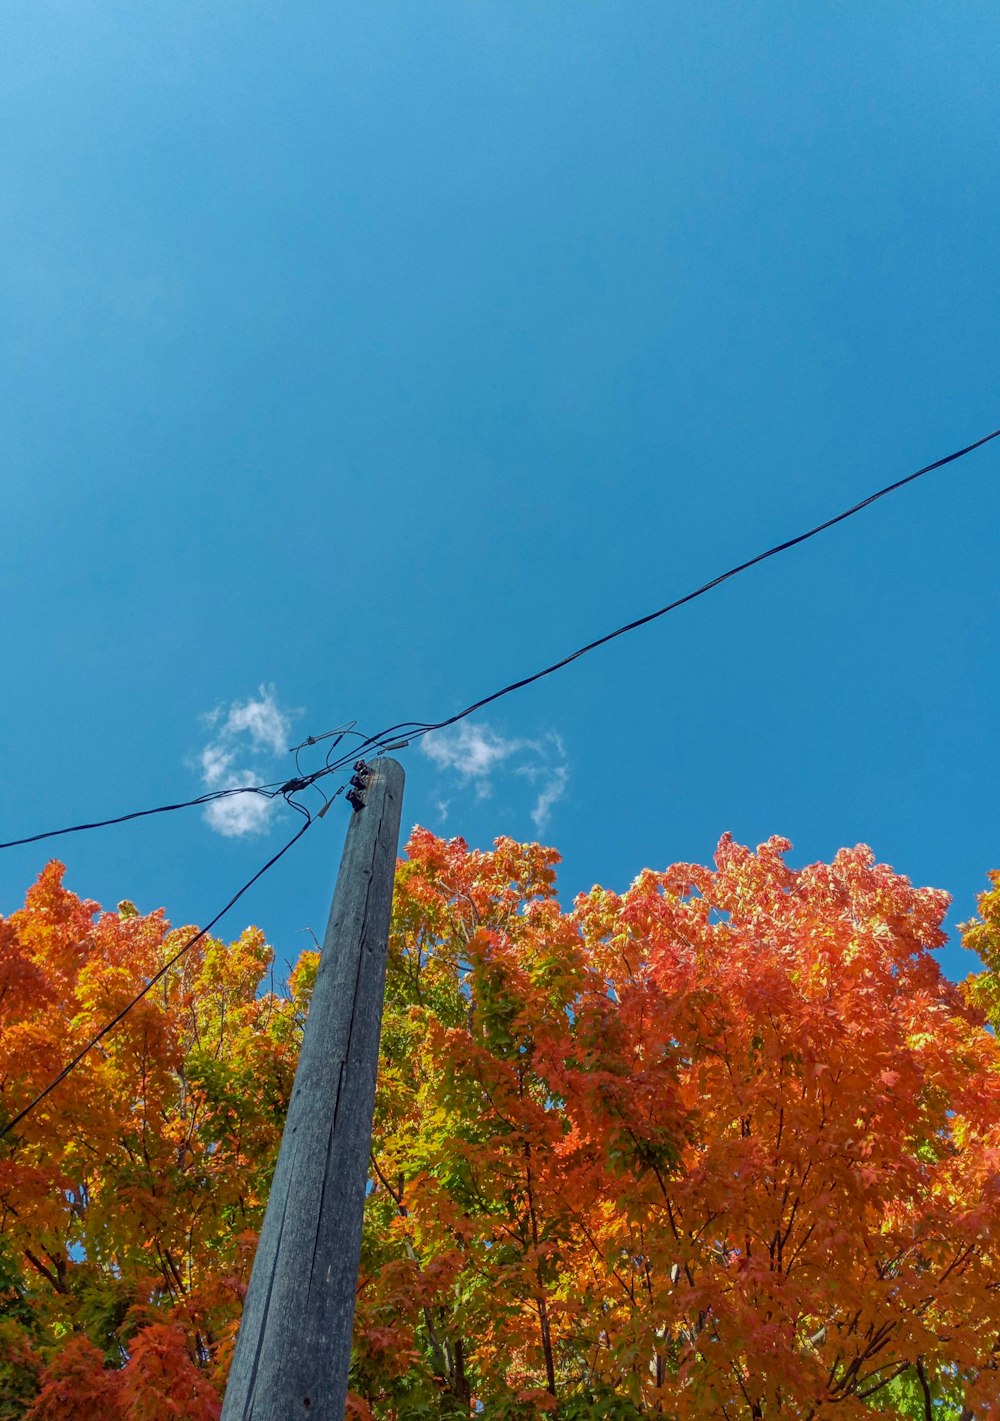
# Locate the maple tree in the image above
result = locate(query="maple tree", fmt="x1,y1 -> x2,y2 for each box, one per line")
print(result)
963,869 -> 1000,1033
1,836 -> 999,1418
352,831 -> 1000,1419
0,862 -> 310,1418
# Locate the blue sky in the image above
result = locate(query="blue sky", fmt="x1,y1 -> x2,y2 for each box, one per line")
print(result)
1,3 -> 997,984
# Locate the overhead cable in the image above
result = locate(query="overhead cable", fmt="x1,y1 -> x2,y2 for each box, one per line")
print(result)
0,783 -> 293,852
337,423 -> 1000,753
3,422 -> 999,1136
2,423 -> 998,851
0,815 -> 313,1142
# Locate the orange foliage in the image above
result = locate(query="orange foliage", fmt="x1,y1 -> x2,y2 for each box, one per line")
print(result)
25,1336 -> 123,1420
2,837 -> 1000,1418
353,830 -> 1000,1418
0,863 -> 299,1417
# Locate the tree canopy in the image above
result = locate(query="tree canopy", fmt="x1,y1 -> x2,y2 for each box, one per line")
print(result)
1,833 -> 999,1418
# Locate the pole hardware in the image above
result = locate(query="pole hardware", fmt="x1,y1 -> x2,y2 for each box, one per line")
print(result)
346,761 -> 369,812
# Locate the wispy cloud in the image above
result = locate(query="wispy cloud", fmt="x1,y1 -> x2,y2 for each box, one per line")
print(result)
203,789 -> 274,838
421,722 -> 569,834
196,685 -> 293,838
518,760 -> 570,832
422,723 -> 524,779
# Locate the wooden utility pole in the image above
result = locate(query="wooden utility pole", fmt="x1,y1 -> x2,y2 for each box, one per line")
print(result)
221,756 -> 405,1421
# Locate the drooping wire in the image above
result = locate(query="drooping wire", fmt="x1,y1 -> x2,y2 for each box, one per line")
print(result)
0,813 -> 314,1143
0,731 -> 372,852
290,721 -> 364,779
326,729 -> 372,770
2,424 -> 998,1134
2,422 -> 998,852
0,782 -> 293,852
334,422 -> 1000,753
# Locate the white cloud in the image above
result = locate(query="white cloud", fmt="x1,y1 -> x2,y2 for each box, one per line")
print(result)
529,764 -> 569,831
421,722 -> 569,836
195,685 -> 294,838
203,791 -> 274,838
221,694 -> 289,754
200,744 -> 235,788
421,722 -> 524,779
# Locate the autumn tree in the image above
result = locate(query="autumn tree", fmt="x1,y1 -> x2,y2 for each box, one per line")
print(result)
353,830 -> 1000,1418
2,837 -> 1000,1419
0,862 -> 314,1418
963,868 -> 1000,1033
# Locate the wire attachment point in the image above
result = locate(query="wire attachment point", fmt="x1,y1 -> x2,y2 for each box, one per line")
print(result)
346,761 -> 369,812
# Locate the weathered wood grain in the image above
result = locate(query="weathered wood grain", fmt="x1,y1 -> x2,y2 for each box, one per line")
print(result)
221,757 -> 405,1421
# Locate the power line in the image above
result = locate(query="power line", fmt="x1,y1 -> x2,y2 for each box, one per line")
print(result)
2,423 -> 998,852
340,423 -> 1000,752
2,423 -> 998,1138
0,815 -> 313,1142
0,739 -> 371,853
0,782 -> 292,852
